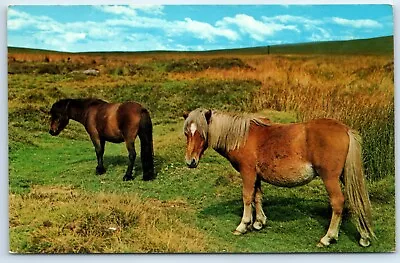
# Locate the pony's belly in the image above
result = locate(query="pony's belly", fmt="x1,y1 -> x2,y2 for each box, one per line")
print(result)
257,162 -> 316,187
103,127 -> 124,143
104,136 -> 124,143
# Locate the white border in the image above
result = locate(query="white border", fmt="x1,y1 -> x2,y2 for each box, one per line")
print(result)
1,1 -> 398,262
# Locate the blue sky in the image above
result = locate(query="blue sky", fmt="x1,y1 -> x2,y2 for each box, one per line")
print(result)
7,5 -> 393,52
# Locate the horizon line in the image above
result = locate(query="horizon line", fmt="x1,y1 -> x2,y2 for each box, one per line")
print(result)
7,35 -> 393,54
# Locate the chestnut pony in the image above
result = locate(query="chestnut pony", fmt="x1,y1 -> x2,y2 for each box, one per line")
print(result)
49,98 -> 154,181
183,108 -> 375,247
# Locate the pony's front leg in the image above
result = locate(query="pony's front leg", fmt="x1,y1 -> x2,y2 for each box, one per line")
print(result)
253,176 -> 267,230
92,137 -> 106,175
234,169 -> 256,235
123,141 -> 136,181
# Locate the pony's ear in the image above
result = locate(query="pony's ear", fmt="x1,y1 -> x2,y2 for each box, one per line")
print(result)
183,111 -> 189,120
205,109 -> 212,124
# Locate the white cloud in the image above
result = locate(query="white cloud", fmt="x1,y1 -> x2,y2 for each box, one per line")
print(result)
34,31 -> 69,51
95,6 -> 137,17
331,17 -> 382,29
64,32 -> 86,43
8,9 -> 31,20
132,5 -> 164,16
216,14 -> 299,42
67,21 -> 117,39
262,15 -> 322,26
307,27 -> 332,42
95,5 -> 164,17
8,18 -> 26,30
125,33 -> 171,51
105,16 -> 239,42
8,9 -> 59,31
10,6 -> 240,51
105,16 -> 166,29
8,8 -> 119,51
173,18 -> 239,42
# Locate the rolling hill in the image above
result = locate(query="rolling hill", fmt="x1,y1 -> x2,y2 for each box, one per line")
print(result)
8,35 -> 394,56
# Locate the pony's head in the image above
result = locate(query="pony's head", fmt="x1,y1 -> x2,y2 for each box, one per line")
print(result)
49,99 -> 71,136
183,108 -> 212,168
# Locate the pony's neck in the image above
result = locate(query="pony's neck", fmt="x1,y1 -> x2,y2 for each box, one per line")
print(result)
66,99 -> 88,124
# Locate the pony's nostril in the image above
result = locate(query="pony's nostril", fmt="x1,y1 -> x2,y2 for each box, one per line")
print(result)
49,129 -> 58,136
186,158 -> 198,168
186,158 -> 197,168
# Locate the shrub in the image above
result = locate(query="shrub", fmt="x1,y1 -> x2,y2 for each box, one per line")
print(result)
36,64 -> 62,74
165,57 -> 253,72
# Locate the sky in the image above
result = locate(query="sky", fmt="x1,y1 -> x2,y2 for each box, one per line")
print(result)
7,4 -> 394,52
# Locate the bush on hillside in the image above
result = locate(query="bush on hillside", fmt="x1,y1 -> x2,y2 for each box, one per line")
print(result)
165,57 -> 254,72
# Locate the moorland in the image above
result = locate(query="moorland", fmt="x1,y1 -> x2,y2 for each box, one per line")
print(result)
8,36 -> 395,253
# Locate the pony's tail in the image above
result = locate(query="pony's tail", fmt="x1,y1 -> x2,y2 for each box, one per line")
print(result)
138,108 -> 155,181
344,130 -> 375,247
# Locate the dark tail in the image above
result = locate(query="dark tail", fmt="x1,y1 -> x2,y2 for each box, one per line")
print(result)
344,130 -> 375,246
138,108 -> 155,180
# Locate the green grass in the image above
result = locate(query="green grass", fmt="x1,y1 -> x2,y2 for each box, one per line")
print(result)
8,113 -> 395,253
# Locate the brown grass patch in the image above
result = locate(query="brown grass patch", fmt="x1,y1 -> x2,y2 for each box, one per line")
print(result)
9,185 -> 209,253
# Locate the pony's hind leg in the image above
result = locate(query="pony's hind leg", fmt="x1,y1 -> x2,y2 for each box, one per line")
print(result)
318,176 -> 345,247
253,176 -> 267,230
123,141 -> 136,181
234,169 -> 256,235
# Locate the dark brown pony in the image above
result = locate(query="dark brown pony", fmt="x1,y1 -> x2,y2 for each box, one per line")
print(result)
49,98 -> 154,181
183,108 -> 375,247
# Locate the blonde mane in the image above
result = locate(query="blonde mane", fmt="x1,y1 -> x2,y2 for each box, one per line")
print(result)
209,111 -> 268,151
184,108 -> 269,152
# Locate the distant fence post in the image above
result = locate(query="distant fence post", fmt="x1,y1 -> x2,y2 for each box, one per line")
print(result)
267,45 -> 270,55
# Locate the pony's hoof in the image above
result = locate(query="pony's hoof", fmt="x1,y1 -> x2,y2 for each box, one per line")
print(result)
96,167 -> 106,175
316,242 -> 327,248
143,174 -> 155,181
123,175 -> 134,181
317,238 -> 330,247
359,237 -> 371,247
253,221 -> 263,230
233,230 -> 244,236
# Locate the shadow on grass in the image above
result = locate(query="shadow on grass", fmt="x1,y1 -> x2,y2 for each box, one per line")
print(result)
200,195 -> 328,220
200,194 -> 359,244
103,154 -> 167,179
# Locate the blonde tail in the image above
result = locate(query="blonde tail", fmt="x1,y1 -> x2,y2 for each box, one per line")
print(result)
344,130 -> 375,247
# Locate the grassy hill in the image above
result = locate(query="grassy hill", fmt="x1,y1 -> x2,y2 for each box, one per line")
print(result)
220,36 -> 394,55
8,35 -> 394,56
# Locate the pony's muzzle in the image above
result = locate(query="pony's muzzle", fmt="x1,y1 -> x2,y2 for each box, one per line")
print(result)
186,158 -> 198,168
49,129 -> 59,136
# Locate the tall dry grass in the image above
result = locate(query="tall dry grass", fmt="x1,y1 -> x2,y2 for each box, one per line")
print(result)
251,55 -> 394,180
